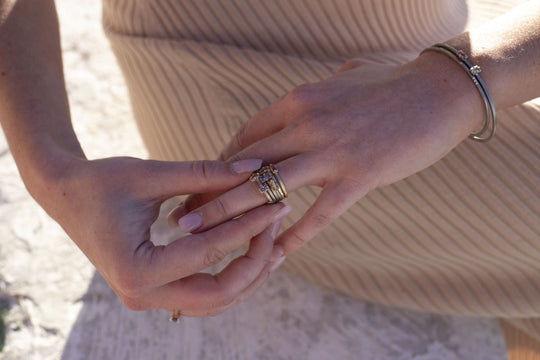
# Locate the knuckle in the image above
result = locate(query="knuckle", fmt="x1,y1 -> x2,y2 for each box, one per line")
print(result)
311,212 -> 333,229
113,270 -> 147,299
191,160 -> 214,183
298,109 -> 329,135
348,158 -> 380,192
287,229 -> 309,250
342,176 -> 371,195
203,246 -> 228,267
212,197 -> 230,218
233,124 -> 249,150
285,83 -> 318,109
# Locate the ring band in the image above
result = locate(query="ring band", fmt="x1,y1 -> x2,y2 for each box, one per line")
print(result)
250,164 -> 288,204
169,309 -> 182,323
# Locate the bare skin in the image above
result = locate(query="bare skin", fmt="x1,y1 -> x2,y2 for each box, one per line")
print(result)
0,0 -> 287,317
171,1 -> 540,257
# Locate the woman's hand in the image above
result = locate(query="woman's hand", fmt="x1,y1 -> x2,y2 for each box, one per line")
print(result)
39,156 -> 288,317
168,53 -> 485,255
1,0 -> 289,317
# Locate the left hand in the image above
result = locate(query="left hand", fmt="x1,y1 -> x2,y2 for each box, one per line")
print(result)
168,53 -> 485,255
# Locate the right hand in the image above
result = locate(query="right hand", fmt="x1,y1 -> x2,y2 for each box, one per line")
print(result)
36,156 -> 288,317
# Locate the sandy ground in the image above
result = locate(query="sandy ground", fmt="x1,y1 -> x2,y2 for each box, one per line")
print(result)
0,1 -> 508,359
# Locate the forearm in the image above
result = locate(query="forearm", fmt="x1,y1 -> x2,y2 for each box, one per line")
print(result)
425,0 -> 540,111
0,0 -> 85,197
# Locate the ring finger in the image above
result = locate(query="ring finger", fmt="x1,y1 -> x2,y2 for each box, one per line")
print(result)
174,153 -> 325,234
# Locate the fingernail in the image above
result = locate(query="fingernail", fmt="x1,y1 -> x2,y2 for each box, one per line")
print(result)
270,220 -> 282,239
167,203 -> 186,228
270,256 -> 286,273
178,213 -> 202,233
271,245 -> 285,261
272,205 -> 292,222
231,159 -> 263,174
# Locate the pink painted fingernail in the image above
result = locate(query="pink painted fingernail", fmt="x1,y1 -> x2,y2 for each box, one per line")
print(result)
271,245 -> 285,261
272,205 -> 292,222
270,256 -> 286,272
178,213 -> 202,233
270,220 -> 282,239
231,159 -> 263,174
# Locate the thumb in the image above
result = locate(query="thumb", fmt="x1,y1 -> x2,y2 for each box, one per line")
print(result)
136,159 -> 263,200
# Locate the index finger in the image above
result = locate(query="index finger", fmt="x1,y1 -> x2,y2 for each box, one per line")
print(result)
136,159 -> 262,200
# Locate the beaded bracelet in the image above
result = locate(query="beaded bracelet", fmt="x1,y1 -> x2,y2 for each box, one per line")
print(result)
421,43 -> 496,142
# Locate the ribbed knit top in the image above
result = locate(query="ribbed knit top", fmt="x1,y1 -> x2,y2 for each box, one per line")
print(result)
102,0 -> 540,343
103,0 -> 470,57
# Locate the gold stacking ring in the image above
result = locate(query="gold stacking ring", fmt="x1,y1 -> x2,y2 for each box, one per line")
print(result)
250,164 -> 288,204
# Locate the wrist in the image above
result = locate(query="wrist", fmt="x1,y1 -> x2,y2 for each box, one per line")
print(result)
17,142 -> 87,208
408,50 -> 487,137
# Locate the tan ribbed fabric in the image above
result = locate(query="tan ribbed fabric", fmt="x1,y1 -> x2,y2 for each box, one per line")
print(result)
102,0 -> 540,356
502,320 -> 540,360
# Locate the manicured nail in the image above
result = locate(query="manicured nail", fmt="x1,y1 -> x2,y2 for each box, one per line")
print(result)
167,203 -> 186,228
270,256 -> 286,272
272,205 -> 292,222
270,220 -> 282,239
271,245 -> 284,261
231,159 -> 263,174
178,213 -> 202,233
